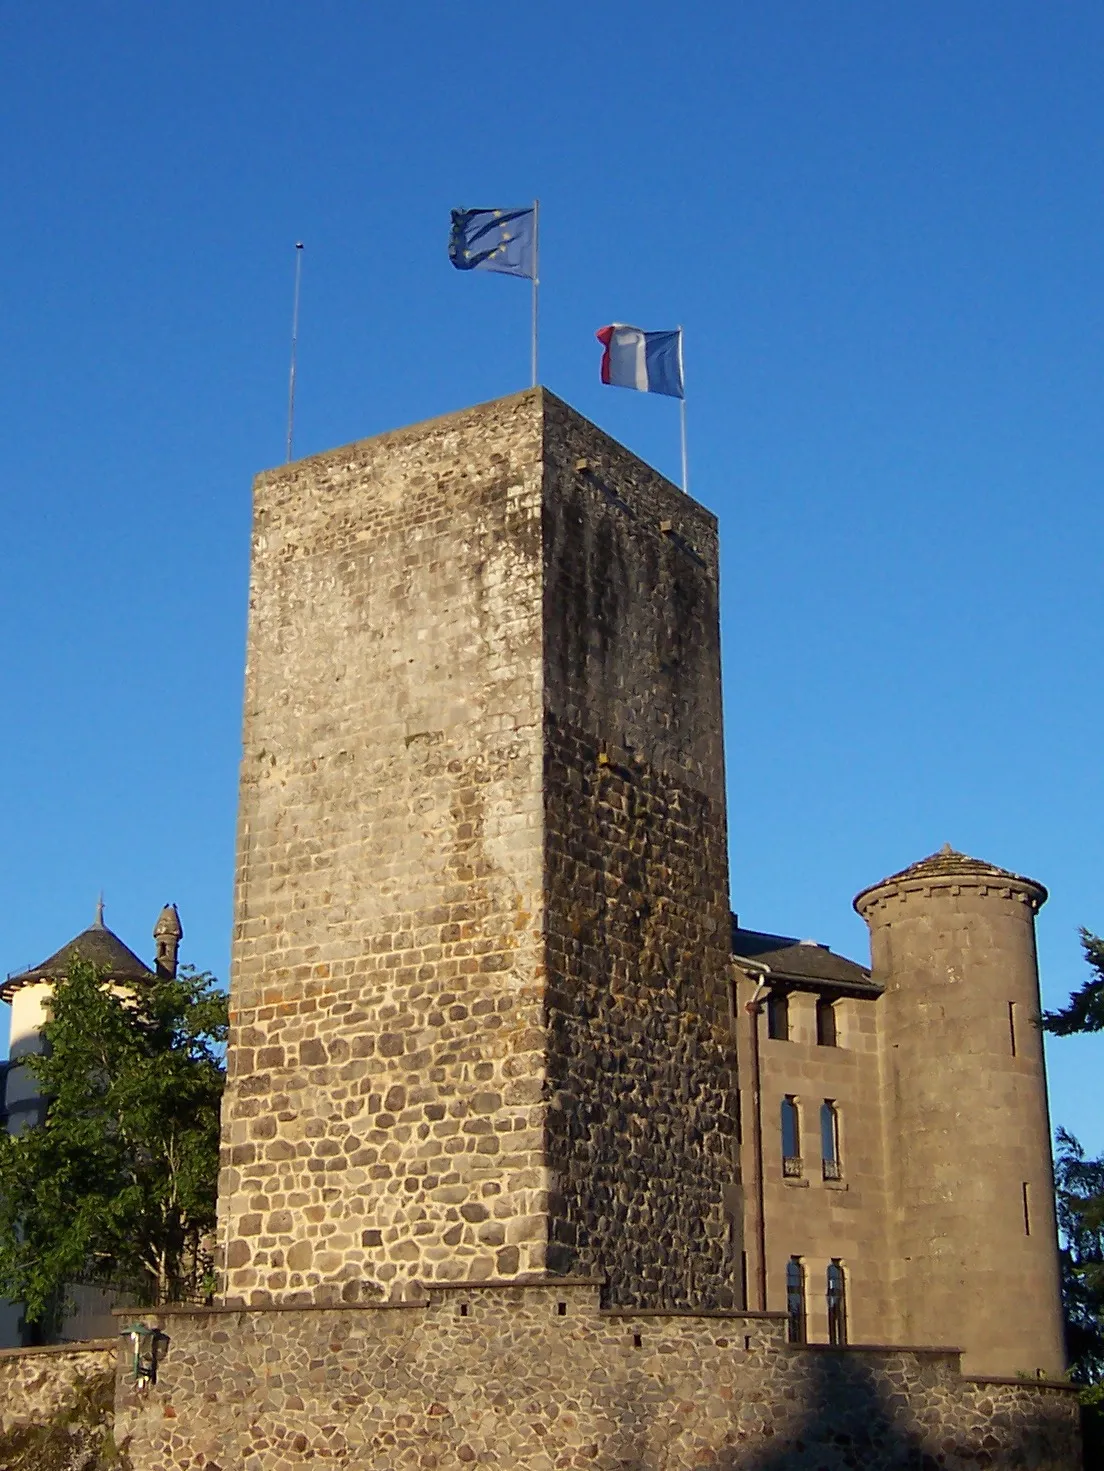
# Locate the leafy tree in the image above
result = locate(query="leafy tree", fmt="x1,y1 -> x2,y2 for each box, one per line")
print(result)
0,958 -> 227,1338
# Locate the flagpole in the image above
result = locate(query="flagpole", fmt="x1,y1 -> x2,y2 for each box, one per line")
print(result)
286,242 -> 304,462
678,325 -> 688,493
531,199 -> 540,388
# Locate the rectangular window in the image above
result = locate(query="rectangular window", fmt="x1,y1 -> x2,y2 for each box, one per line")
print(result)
1008,1002 -> 1017,1058
781,1096 -> 802,1176
786,1257 -> 807,1344
816,997 -> 837,1047
767,991 -> 790,1041
821,1100 -> 841,1181
827,1261 -> 847,1346
1022,1181 -> 1031,1236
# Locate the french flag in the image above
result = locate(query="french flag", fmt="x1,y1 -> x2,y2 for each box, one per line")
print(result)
596,324 -> 684,399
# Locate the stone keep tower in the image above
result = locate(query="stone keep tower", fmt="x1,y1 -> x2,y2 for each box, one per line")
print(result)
854,847 -> 1065,1378
218,389 -> 738,1309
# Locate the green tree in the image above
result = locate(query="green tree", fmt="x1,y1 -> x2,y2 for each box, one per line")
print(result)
1044,928 -> 1104,1036
1044,929 -> 1104,1457
0,958 -> 227,1338
1053,1128 -> 1104,1382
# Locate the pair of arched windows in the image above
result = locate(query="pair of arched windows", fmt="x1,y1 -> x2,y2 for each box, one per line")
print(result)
781,1098 -> 842,1180
786,1257 -> 848,1346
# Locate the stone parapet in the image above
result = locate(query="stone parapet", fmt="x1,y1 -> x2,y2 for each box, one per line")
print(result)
113,1284 -> 1080,1470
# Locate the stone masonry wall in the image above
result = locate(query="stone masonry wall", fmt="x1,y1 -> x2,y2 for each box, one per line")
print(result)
540,400 -> 738,1307
220,392 -> 550,1304
219,390 -> 742,1311
113,1286 -> 1081,1470
0,1341 -> 116,1435
861,873 -> 1065,1377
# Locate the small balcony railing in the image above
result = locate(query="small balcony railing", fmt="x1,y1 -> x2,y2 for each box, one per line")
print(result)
782,1155 -> 803,1179
822,1157 -> 842,1182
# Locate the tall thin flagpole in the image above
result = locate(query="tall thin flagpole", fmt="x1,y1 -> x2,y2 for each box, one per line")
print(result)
678,325 -> 688,493
531,199 -> 540,388
286,242 -> 304,462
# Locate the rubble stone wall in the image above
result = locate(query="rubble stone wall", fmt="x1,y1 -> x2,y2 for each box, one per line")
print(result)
219,390 -> 745,1312
219,392 -> 551,1304
113,1285 -> 1081,1470
0,1340 -> 116,1434
540,400 -> 738,1307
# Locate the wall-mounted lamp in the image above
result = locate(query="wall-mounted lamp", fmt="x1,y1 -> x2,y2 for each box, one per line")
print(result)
122,1322 -> 168,1390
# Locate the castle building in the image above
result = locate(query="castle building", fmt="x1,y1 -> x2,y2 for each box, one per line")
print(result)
733,846 -> 1063,1378
0,902 -> 182,1345
81,391 -> 1080,1465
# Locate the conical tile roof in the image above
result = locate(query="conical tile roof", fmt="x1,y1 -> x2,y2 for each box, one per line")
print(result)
2,918 -> 153,1002
854,843 -> 1046,914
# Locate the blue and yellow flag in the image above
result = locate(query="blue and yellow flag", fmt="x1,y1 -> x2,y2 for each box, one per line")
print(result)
449,206 -> 535,279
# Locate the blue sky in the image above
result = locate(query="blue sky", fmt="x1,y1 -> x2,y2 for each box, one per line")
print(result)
1,3 -> 1102,1148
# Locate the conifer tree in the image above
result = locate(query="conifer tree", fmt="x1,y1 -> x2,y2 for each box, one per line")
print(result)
1044,929 -> 1104,1433
0,958 -> 227,1339
1045,929 -> 1104,1036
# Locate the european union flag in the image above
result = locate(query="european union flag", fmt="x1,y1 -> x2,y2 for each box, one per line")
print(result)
449,206 -> 536,279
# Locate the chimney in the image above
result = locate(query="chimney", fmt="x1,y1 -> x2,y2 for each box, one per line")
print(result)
153,903 -> 183,979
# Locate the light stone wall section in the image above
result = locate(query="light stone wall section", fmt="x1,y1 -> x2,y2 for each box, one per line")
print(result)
856,867 -> 1066,1378
114,1286 -> 1081,1471
736,974 -> 895,1344
0,1341 -> 116,1436
221,392 -> 550,1304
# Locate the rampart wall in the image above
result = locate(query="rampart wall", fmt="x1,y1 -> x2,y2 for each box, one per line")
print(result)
112,1283 -> 1080,1471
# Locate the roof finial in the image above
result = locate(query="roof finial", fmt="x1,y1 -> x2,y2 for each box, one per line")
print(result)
94,892 -> 105,928
940,842 -> 953,856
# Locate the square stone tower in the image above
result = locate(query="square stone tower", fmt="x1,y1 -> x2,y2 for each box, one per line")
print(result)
218,389 -> 738,1310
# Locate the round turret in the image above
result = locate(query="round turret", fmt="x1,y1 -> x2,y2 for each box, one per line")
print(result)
854,846 -> 1064,1377
153,903 -> 183,978
2,903 -> 155,1134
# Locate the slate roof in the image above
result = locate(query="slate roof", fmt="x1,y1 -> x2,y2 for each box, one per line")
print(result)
732,920 -> 878,996
2,921 -> 153,1003
853,844 -> 1047,910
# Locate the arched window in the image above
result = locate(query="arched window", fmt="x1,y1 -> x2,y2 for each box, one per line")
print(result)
786,1257 -> 807,1344
816,997 -> 837,1047
821,1100 -> 841,1180
827,1260 -> 847,1346
781,1096 -> 801,1177
767,991 -> 790,1041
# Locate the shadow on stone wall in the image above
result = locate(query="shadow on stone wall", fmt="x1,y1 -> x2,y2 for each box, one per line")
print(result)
706,1349 -> 1079,1471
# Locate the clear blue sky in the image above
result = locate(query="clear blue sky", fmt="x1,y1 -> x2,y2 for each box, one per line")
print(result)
1,4 -> 1101,1148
